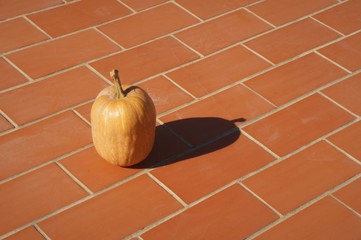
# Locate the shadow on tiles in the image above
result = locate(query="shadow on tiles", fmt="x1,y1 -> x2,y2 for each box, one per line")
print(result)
131,117 -> 246,169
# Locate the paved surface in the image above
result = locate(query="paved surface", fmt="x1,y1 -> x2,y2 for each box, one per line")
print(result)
1,0 -> 361,239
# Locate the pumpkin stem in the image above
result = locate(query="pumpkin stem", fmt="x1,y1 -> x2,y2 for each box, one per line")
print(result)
110,69 -> 126,98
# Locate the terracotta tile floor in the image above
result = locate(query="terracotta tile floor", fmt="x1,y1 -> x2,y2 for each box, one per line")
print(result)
1,0 -> 361,239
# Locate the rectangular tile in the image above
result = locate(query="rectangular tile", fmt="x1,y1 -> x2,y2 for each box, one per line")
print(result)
167,45 -> 271,97
38,175 -> 182,240
142,185 -> 278,240
314,0 -> 361,35
245,18 -> 340,63
28,0 -> 131,37
333,177 -> 361,215
0,67 -> 108,125
60,147 -> 140,192
327,121 -> 361,162
0,57 -> 28,90
243,141 -> 361,214
0,0 -> 63,21
0,18 -> 48,53
0,164 -> 87,236
243,94 -> 355,156
175,9 -> 272,55
152,132 -> 275,203
138,76 -> 193,115
7,29 -> 120,79
99,3 -> 199,48
0,111 -> 92,181
90,37 -> 199,84
161,84 -> 275,146
245,53 -> 347,106
248,0 -> 337,26
255,197 -> 361,240
319,32 -> 361,72
322,73 -> 361,116
176,0 -> 258,19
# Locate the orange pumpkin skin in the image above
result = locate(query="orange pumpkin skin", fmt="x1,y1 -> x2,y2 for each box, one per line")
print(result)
91,78 -> 156,166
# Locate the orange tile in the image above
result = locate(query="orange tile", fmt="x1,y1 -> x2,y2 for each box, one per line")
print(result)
121,0 -> 167,11
142,184 -> 278,239
0,57 -> 28,90
0,0 -> 63,21
314,0 -> 361,35
0,67 -> 108,125
0,111 -> 92,181
255,197 -> 361,239
167,45 -> 271,97
322,73 -> 361,116
333,177 -> 361,214
152,132 -> 275,203
74,101 -> 93,123
245,53 -> 347,106
244,141 -> 361,214
38,175 -> 182,240
0,114 -> 13,132
176,0 -> 258,19
0,18 -> 48,53
5,227 -> 44,240
60,147 -> 140,192
319,32 -> 361,72
99,3 -> 199,48
327,121 -> 361,162
161,84 -> 275,146
90,37 -> 199,84
0,164 -> 87,236
248,0 -> 337,26
28,0 -> 131,37
175,9 -> 272,55
138,76 -> 193,115
244,94 -> 355,156
245,18 -> 340,64
7,29 -> 120,79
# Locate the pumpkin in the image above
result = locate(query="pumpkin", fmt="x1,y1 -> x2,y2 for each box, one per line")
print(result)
91,69 -> 156,166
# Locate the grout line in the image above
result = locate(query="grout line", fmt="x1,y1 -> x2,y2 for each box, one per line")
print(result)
314,51 -> 352,73
23,15 -> 53,39
162,74 -> 198,100
243,7 -> 276,28
34,223 -> 51,240
241,82 -> 277,108
325,138 -> 361,166
86,64 -> 113,85
171,0 -> 204,22
0,109 -> 18,128
310,16 -> 345,36
239,182 -> 283,218
72,109 -> 91,126
2,56 -> 33,82
241,130 -> 279,159
0,143 -> 94,185
331,194 -> 361,218
318,92 -> 359,118
241,43 -> 275,66
93,27 -> 125,50
116,0 -> 136,13
56,161 -> 94,195
171,35 -> 204,58
147,172 -> 188,207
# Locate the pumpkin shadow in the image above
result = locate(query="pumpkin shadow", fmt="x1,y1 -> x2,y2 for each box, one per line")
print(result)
130,117 -> 246,169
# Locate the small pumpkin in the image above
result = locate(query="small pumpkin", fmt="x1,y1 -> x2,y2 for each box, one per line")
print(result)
91,69 -> 156,166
